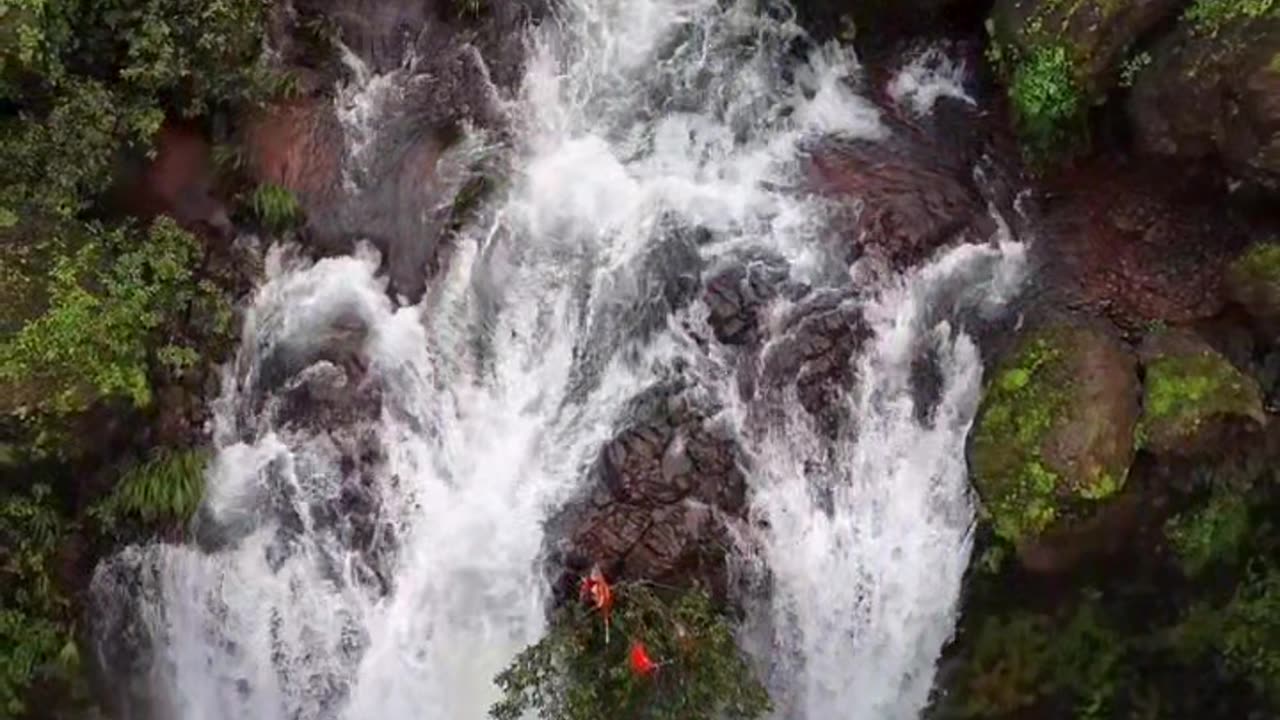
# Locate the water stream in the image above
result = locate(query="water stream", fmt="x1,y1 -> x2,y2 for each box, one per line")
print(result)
90,1 -> 1025,718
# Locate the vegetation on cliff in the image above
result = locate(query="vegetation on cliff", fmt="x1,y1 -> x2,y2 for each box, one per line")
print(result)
0,0 -> 275,713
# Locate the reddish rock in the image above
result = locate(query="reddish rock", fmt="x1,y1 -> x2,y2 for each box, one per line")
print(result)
118,122 -> 232,238
243,98 -> 344,206
1030,160 -> 1251,334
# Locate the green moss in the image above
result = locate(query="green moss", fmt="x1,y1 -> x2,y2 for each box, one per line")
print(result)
1234,243 -> 1280,285
1138,350 -> 1262,450
1009,44 -> 1085,164
1270,52 -> 1280,74
1164,492 -> 1250,576
1185,0 -> 1277,35
972,335 -> 1071,543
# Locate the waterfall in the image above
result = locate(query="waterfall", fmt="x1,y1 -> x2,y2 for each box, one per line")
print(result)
89,1 -> 1025,718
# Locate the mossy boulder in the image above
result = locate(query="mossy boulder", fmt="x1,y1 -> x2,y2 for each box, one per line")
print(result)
1136,329 -> 1266,458
970,325 -> 1140,545
1225,242 -> 1280,335
1128,4 -> 1280,190
989,0 -> 1182,158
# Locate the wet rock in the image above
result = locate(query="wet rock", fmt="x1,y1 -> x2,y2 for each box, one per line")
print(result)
246,1 -> 547,301
1128,11 -> 1280,191
1136,328 -> 1266,460
757,291 -> 871,437
807,126 -> 998,271
552,386 -> 749,599
1029,160 -> 1250,335
702,254 -> 791,346
969,324 -> 1140,550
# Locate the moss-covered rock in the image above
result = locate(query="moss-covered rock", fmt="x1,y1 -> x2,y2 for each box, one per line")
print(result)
1225,242 -> 1280,333
970,325 -> 1139,545
988,0 -> 1183,159
1128,4 -> 1280,190
1136,329 -> 1265,458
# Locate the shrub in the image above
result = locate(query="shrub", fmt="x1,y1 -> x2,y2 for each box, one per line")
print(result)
249,183 -> 304,234
0,485 -> 74,717
1009,45 -> 1084,164
0,219 -> 210,429
491,583 -> 770,720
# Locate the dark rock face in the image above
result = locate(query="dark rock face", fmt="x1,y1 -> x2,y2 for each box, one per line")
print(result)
550,386 -> 749,600
1129,13 -> 1280,190
1027,160 -> 1251,335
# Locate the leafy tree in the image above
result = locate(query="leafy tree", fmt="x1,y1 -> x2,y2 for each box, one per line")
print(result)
492,583 -> 771,720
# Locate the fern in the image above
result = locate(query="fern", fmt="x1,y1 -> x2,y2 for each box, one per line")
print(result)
248,183 -> 304,234
92,447 -> 209,526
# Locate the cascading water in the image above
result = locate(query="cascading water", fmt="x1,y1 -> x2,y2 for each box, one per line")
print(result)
90,1 -> 1026,718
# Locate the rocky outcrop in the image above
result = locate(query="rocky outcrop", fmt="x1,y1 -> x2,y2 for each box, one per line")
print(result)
968,324 -> 1140,549
991,0 -> 1180,95
245,0 -> 546,301
1136,328 -> 1266,459
1129,8 -> 1280,190
551,386 -> 749,600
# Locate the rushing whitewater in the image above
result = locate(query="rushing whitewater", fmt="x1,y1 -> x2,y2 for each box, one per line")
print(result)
90,1 -> 1025,719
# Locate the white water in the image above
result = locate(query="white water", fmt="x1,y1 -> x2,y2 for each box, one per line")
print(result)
91,2 -> 1025,719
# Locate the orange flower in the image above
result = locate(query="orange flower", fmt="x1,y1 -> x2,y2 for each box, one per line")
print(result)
629,641 -> 659,677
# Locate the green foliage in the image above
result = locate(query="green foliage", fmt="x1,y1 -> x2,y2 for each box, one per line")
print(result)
1185,0 -> 1277,35
0,484 -> 74,716
948,594 -> 1126,719
453,0 -> 484,16
1164,492 -> 1250,576
1,0 -> 278,220
971,334 -> 1071,543
249,183 -> 304,234
1137,348 -> 1262,452
1009,45 -> 1084,163
491,584 -> 770,720
91,447 -> 208,527
0,218 -> 211,431
1220,566 -> 1280,702
1119,51 -> 1152,88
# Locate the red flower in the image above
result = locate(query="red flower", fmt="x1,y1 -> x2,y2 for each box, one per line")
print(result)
629,641 -> 659,677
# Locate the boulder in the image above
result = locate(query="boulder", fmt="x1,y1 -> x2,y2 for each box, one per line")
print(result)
551,386 -> 749,600
1225,242 -> 1280,338
969,324 -> 1140,547
1128,9 -> 1280,190
1136,328 -> 1266,459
